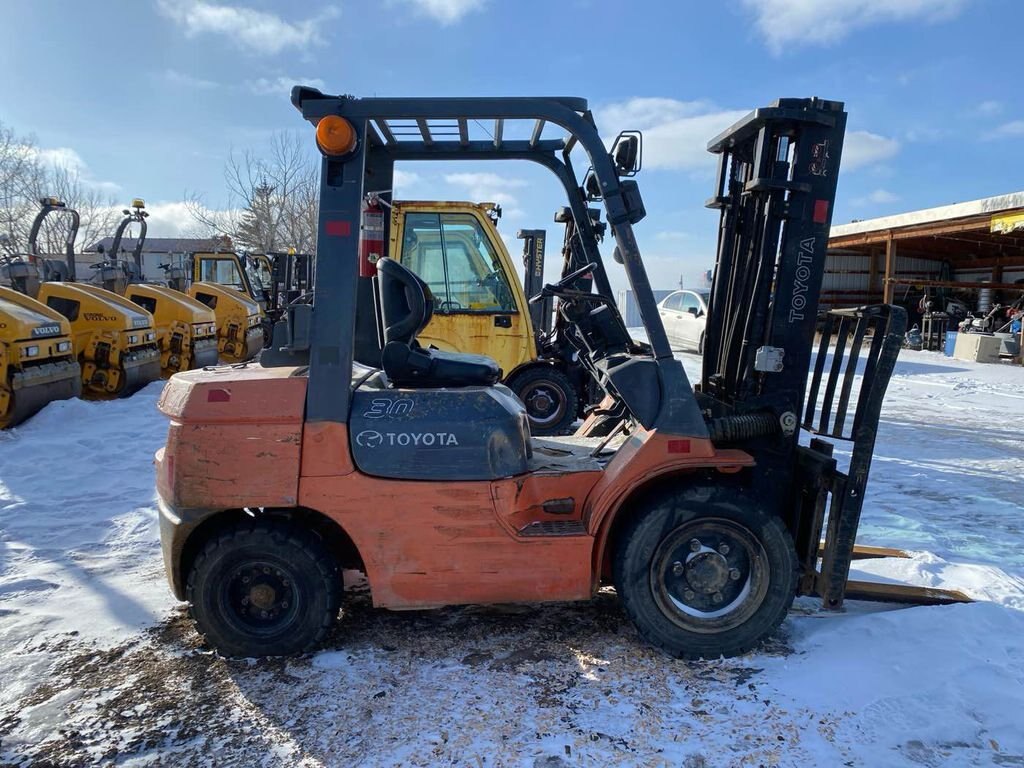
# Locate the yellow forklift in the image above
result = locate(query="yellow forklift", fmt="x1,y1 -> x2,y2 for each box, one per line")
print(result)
4,198 -> 161,398
92,200 -> 219,377
185,251 -> 264,363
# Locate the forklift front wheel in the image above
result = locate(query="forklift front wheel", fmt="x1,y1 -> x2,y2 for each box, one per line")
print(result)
186,519 -> 342,657
614,498 -> 797,659
507,366 -> 579,436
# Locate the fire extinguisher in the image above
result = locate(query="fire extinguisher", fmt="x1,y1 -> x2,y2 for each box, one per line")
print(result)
359,195 -> 385,277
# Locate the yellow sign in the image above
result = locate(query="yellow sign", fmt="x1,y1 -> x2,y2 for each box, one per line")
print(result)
991,211 -> 1024,234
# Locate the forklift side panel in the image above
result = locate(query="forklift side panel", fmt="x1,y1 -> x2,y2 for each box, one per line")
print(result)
297,473 -> 594,608
156,366 -> 306,509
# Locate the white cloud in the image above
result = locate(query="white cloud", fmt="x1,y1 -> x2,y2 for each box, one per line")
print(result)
596,98 -> 747,172
162,68 -> 217,89
984,120 -> 1024,140
247,76 -> 325,96
30,147 -> 121,194
742,0 -> 970,53
156,0 -> 338,54
396,0 -> 487,24
843,130 -> 900,170
142,201 -> 224,238
977,100 -> 1003,117
853,189 -> 900,206
392,169 -> 421,191
444,172 -> 527,217
34,147 -> 87,173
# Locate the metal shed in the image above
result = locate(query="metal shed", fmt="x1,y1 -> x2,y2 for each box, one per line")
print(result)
824,191 -> 1024,310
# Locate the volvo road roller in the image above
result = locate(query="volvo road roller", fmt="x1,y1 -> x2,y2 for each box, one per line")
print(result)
0,283 -> 81,428
94,200 -> 219,377
6,198 -> 162,398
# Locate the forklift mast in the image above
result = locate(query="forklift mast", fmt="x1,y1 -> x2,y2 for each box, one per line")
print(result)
516,228 -> 550,336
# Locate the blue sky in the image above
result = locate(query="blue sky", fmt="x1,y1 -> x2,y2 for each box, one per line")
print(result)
1,0 -> 1021,291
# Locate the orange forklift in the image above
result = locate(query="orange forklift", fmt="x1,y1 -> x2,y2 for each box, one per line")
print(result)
155,90 -> 966,658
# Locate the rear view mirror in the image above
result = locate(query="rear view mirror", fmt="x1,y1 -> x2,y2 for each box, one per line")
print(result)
687,306 -> 699,316
611,131 -> 642,177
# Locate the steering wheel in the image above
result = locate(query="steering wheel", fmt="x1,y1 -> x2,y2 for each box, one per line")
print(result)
529,261 -> 598,304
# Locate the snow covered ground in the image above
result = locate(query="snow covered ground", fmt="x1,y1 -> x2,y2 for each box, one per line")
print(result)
1,351 -> 1023,767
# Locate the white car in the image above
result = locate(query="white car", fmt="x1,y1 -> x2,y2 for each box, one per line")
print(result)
658,289 -> 709,354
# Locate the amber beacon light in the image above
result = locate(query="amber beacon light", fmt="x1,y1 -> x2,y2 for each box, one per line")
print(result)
316,115 -> 358,156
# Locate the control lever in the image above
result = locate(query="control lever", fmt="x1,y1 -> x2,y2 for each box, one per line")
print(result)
529,261 -> 598,304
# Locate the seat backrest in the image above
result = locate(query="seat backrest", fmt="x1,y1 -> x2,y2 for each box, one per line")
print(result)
375,257 -> 434,345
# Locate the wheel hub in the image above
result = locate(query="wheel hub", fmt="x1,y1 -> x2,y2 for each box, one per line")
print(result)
650,518 -> 769,633
685,551 -> 730,594
226,562 -> 296,630
249,583 -> 277,610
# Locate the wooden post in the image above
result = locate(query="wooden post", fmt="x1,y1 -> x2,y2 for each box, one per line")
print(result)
883,234 -> 896,304
867,246 -> 879,301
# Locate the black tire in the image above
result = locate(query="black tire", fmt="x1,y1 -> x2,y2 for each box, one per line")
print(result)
186,518 -> 341,657
613,492 -> 798,659
506,365 -> 579,436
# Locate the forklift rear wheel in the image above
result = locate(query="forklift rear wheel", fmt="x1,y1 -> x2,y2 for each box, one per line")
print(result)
186,519 -> 341,657
614,496 -> 797,659
507,366 -> 578,436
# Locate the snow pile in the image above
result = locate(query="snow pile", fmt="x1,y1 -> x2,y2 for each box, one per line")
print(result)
0,352 -> 1023,766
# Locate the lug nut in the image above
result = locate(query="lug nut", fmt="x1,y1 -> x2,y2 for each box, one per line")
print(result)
718,543 -> 730,555
281,601 -> 289,609
263,567 -> 270,574
261,610 -> 268,618
689,539 -> 702,553
729,568 -> 741,581
712,592 -> 723,604
282,579 -> 290,587
683,590 -> 695,601
242,576 -> 250,584
672,561 -> 684,576
241,597 -> 249,606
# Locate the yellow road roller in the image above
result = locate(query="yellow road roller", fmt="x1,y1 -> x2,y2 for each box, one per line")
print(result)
0,284 -> 81,428
95,200 -> 219,377
7,198 -> 162,398
187,251 -> 264,363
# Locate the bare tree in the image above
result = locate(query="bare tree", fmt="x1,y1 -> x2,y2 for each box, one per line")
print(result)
186,130 -> 319,254
0,120 -> 45,253
34,165 -> 120,258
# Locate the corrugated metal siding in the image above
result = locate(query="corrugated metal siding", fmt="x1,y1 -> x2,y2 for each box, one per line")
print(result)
618,289 -> 673,328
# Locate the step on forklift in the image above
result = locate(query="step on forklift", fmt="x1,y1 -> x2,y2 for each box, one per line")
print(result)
92,200 -> 220,377
4,198 -> 161,399
154,90 -> 967,659
184,251 -> 264,363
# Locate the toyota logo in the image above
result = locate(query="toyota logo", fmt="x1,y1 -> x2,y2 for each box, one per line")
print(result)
355,430 -> 383,448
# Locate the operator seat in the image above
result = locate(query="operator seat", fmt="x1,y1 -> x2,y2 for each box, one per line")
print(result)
375,257 -> 500,387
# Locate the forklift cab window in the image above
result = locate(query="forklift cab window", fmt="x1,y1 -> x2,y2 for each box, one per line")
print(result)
200,258 -> 246,292
401,212 -> 516,313
247,258 -> 272,295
